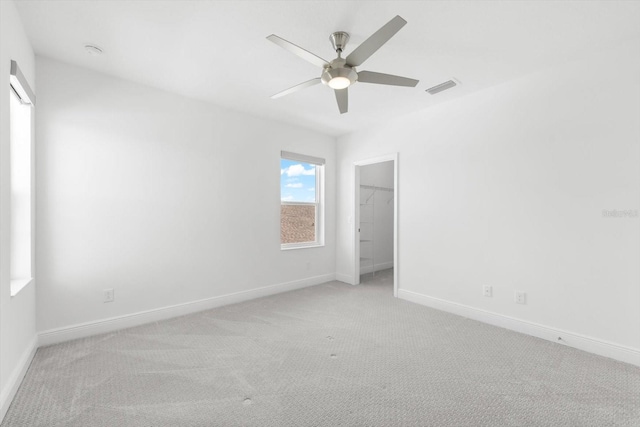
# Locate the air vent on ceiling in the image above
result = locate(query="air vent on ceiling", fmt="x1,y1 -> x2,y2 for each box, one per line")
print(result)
425,80 -> 457,95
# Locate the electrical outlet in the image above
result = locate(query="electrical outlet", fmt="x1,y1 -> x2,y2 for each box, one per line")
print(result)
483,285 -> 492,297
103,288 -> 114,303
515,291 -> 526,304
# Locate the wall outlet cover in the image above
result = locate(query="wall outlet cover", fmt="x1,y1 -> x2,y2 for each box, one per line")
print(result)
103,288 -> 114,303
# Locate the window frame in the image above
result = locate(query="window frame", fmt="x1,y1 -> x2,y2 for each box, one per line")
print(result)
9,60 -> 35,297
280,151 -> 325,250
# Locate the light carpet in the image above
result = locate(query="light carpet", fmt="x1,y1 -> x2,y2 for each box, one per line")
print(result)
3,269 -> 639,426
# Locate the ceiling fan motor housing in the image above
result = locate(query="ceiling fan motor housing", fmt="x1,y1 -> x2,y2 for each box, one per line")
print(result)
322,51 -> 357,88
321,66 -> 357,88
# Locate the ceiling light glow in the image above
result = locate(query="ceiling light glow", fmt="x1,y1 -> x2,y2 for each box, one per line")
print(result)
321,67 -> 357,90
328,76 -> 351,89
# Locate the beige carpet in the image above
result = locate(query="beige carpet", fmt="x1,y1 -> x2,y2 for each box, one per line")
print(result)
3,269 -> 640,426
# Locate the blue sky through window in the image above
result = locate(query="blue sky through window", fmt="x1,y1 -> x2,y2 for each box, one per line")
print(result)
280,159 -> 316,202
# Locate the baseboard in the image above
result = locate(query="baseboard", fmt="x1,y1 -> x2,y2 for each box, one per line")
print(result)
0,336 -> 37,423
398,289 -> 640,367
335,272 -> 355,285
360,261 -> 393,275
39,273 -> 335,347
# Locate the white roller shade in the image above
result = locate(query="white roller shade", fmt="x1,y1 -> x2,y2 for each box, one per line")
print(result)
10,60 -> 35,106
281,151 -> 325,165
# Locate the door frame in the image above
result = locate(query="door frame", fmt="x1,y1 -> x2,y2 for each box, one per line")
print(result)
353,153 -> 398,297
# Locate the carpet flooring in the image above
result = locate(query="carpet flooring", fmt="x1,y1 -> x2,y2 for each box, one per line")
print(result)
3,269 -> 640,426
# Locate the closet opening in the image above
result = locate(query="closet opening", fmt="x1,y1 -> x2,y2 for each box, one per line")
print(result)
353,154 -> 398,297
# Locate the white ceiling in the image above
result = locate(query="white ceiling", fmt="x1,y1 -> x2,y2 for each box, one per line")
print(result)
14,0 -> 640,137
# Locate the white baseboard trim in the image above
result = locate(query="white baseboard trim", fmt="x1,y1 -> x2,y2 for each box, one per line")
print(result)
39,273 -> 335,347
0,336 -> 38,423
398,289 -> 640,367
335,272 -> 355,285
360,261 -> 393,275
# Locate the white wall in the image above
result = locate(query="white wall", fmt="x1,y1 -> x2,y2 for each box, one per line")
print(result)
359,162 -> 394,274
360,161 -> 394,189
0,0 -> 37,419
35,58 -> 336,335
337,41 -> 640,361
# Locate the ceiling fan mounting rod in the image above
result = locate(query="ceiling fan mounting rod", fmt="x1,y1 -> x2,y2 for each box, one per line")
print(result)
329,31 -> 350,55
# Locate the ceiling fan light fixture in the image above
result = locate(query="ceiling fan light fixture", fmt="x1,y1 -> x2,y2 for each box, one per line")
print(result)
328,76 -> 351,89
321,67 -> 357,89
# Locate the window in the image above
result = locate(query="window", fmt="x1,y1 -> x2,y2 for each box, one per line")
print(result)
280,151 -> 324,249
9,60 -> 35,296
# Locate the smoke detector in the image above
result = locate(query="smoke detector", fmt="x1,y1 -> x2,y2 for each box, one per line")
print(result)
84,45 -> 103,56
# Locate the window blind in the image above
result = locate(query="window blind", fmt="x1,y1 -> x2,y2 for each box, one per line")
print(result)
281,151 -> 325,165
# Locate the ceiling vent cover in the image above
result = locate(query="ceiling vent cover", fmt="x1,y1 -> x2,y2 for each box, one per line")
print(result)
426,80 -> 457,95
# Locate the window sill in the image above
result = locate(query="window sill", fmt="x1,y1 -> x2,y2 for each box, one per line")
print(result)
10,278 -> 33,297
281,243 -> 324,251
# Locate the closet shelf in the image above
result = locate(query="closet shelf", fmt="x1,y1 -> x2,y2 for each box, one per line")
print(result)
360,184 -> 393,192
360,185 -> 376,278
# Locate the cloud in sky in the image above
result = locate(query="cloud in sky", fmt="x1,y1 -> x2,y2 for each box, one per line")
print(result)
282,164 -> 315,177
281,159 -> 316,203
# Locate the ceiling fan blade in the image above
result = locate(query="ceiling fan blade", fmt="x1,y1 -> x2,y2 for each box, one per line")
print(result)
271,78 -> 321,99
267,35 -> 329,68
346,16 -> 407,67
357,71 -> 419,87
334,88 -> 348,114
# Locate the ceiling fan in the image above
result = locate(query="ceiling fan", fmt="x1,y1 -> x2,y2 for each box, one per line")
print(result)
267,15 -> 419,114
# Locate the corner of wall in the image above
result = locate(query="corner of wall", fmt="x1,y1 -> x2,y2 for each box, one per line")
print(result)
0,337 -> 37,422
399,289 -> 640,367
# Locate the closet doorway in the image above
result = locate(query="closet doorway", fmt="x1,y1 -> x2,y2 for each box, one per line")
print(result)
353,154 -> 398,297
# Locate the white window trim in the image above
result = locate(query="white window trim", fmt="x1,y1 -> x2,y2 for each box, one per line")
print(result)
9,60 -> 35,297
10,279 -> 33,297
280,152 -> 325,250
